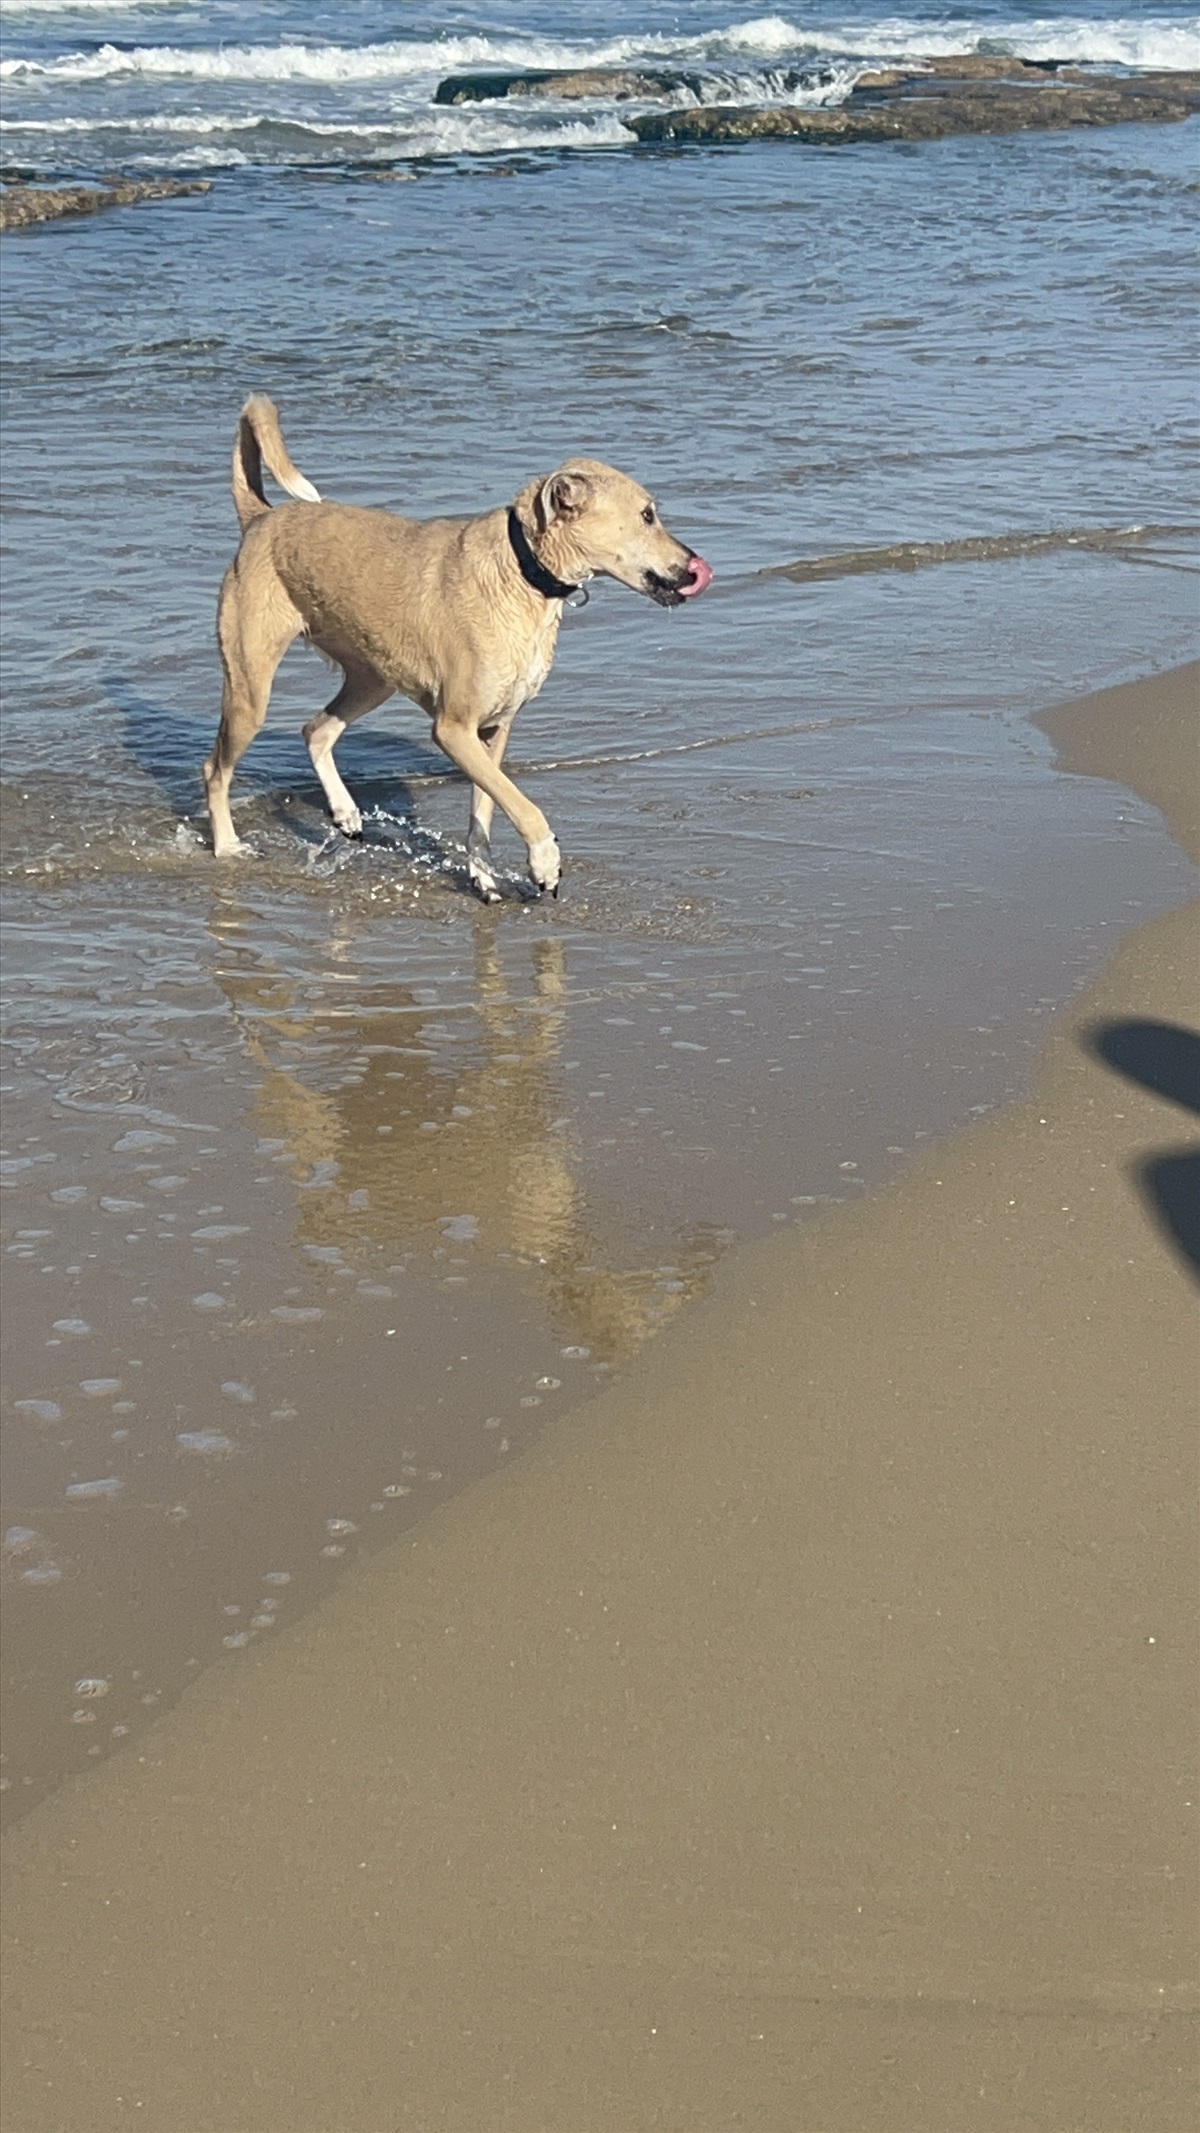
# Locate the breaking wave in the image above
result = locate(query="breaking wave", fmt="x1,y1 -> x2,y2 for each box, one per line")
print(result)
765,523 -> 1200,583
0,107 -> 645,165
4,17 -> 1199,87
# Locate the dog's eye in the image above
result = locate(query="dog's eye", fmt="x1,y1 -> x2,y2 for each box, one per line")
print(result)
641,505 -> 656,525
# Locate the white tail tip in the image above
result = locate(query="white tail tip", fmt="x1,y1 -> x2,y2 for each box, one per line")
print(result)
284,474 -> 322,504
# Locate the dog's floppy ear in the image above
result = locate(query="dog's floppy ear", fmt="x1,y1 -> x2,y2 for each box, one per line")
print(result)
537,466 -> 593,528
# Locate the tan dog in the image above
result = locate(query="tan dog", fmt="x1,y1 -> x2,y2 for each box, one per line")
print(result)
203,396 -> 712,897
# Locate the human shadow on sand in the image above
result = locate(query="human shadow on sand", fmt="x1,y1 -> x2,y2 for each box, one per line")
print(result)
1085,1016 -> 1200,1281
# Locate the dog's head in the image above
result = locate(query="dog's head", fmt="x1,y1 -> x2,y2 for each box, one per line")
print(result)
533,459 -> 713,607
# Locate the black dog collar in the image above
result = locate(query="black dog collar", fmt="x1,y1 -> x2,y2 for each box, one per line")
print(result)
507,507 -> 581,602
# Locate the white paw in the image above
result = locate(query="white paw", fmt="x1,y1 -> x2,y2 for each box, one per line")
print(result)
468,850 -> 502,904
333,801 -> 363,838
527,832 -> 561,897
212,831 -> 252,860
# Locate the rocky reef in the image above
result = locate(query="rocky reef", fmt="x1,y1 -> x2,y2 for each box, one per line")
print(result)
434,68 -> 701,105
0,178 -> 211,233
625,62 -> 1200,147
431,54 -> 1200,150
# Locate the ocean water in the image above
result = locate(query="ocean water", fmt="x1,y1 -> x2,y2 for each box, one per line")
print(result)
3,3 -> 1199,167
1,3 -> 1198,1819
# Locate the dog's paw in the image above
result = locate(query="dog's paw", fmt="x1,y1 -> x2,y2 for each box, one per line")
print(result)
527,833 -> 561,898
333,802 -> 363,839
467,851 -> 502,904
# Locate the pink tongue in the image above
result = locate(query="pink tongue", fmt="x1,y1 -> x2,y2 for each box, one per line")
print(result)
679,555 -> 713,598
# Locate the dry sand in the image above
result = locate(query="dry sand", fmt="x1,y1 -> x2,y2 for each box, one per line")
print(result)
2,667 -> 1197,2133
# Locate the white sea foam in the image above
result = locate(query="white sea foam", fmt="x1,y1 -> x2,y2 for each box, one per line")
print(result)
0,63 -> 867,140
0,105 -> 642,164
0,112 -> 254,131
160,114 -> 638,170
0,38 -> 603,85
3,18 -> 1198,88
787,14 -> 1200,69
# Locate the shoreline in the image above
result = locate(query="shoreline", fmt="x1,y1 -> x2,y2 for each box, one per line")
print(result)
5,649 -> 1192,1832
2,663 -> 1196,2129
1035,661 -> 1200,874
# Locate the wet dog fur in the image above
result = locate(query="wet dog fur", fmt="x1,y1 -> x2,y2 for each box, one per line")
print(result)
203,396 -> 712,898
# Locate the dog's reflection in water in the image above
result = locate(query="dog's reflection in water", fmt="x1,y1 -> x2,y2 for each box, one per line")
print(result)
210,909 -> 722,1360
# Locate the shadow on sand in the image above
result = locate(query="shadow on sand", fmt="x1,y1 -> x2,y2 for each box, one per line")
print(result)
1085,1016 -> 1200,1281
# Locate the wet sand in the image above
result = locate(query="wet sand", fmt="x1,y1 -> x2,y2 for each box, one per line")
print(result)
2,665 -> 1198,2132
1034,660 -> 1200,874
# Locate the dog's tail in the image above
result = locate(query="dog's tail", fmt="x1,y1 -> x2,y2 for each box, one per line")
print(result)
232,393 -> 321,531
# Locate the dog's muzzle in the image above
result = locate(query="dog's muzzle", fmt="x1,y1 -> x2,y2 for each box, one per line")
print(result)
643,552 -> 714,608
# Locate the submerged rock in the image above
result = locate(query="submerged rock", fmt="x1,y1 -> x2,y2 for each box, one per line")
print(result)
848,55 -> 1065,90
628,70 -> 1200,146
0,178 -> 212,233
435,67 -> 700,105
431,56 -> 1200,151
852,54 -> 1069,89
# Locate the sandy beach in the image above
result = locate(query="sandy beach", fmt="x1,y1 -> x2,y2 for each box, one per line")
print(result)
2,665 -> 1196,2130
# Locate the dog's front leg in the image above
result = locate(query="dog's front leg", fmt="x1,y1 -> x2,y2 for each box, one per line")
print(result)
465,718 -> 516,904
434,710 -> 561,897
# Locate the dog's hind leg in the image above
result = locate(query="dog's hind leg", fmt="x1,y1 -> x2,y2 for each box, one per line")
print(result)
302,658 -> 394,838
204,569 -> 303,857
465,716 -> 514,903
